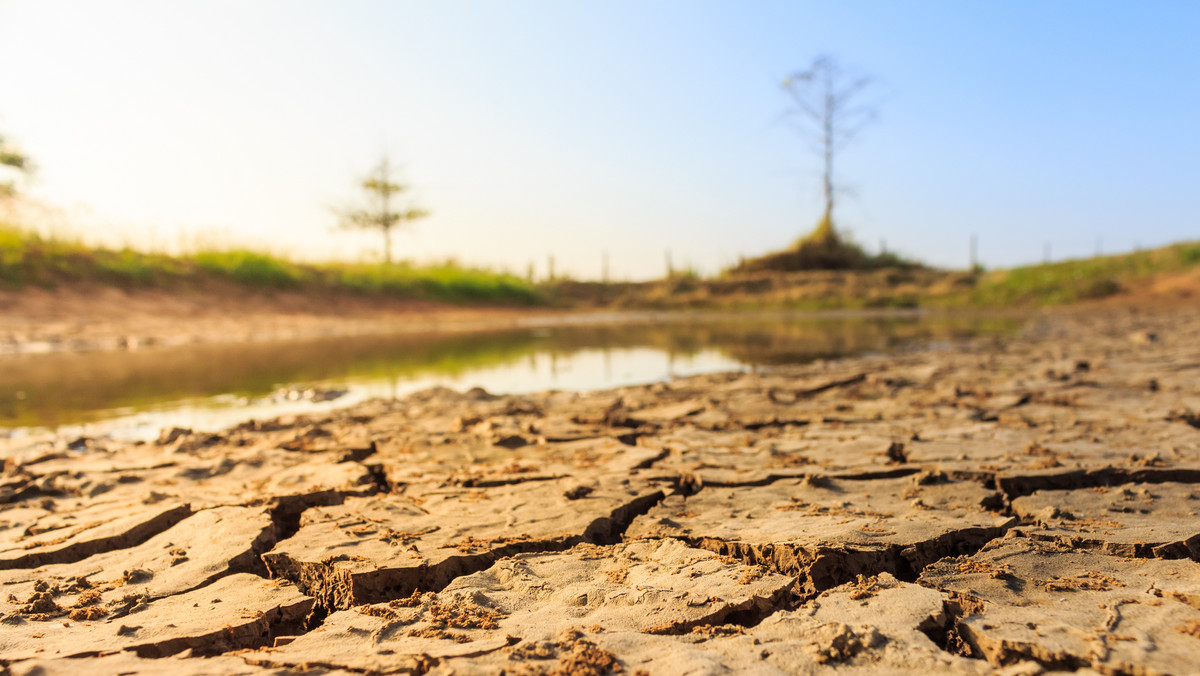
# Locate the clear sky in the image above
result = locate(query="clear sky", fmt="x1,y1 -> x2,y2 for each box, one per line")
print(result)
1,1 -> 1197,279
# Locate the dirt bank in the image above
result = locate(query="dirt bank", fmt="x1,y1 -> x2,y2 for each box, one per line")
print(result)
552,262 -> 1200,311
1,303 -> 1198,673
6,263 -> 1197,356
0,281 -> 559,354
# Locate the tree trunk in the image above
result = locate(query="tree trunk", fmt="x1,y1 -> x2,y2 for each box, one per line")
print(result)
818,70 -> 836,244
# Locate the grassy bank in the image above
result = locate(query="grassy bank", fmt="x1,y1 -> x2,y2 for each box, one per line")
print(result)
546,241 -> 1200,310
963,242 -> 1200,306
0,224 -> 540,305
4,222 -> 1197,310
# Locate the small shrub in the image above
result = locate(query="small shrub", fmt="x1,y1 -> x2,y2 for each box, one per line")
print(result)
732,217 -> 920,274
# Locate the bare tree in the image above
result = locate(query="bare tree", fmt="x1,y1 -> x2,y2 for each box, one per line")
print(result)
781,55 -> 876,243
339,155 -> 428,264
0,133 -> 31,200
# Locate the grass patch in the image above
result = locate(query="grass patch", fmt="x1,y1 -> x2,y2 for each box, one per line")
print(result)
326,261 -> 538,304
193,249 -> 303,288
966,242 -> 1200,307
0,223 -> 540,305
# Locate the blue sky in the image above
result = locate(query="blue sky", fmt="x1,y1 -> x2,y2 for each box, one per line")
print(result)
1,1 -> 1197,279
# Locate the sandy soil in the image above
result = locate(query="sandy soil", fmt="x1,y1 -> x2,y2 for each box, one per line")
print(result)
0,302 -> 1198,673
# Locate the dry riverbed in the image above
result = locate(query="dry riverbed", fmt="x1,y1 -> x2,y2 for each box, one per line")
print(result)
1,305 -> 1198,674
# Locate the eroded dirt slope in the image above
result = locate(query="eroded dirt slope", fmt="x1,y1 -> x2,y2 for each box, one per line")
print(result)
1,305 -> 1198,674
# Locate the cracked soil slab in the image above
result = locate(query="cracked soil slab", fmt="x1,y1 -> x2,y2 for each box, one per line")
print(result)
0,500 -> 191,571
1012,481 -> 1200,559
919,533 -> 1200,674
0,506 -> 275,622
248,539 -> 793,673
0,573 -> 313,661
628,474 -> 1013,594
261,476 -> 664,609
5,652 -> 356,675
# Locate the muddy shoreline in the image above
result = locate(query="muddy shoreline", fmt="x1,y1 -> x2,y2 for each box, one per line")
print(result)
1,305 -> 1199,674
0,281 -> 1027,356
0,283 -> 559,355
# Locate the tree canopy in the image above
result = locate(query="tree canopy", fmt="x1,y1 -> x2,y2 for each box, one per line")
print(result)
0,133 -> 31,199
338,155 -> 428,264
781,55 -> 876,244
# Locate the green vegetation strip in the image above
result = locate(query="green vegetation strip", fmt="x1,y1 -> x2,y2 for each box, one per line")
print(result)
966,242 -> 1200,307
4,222 -> 1198,309
0,223 -> 539,305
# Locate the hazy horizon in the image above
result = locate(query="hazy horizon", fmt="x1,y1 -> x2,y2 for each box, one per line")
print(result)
2,1 -> 1197,280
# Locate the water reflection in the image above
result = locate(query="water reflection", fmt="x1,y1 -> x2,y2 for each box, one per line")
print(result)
0,311 -> 1022,432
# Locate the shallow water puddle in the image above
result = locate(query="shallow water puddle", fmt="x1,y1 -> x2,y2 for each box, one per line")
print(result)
0,311 -> 1021,440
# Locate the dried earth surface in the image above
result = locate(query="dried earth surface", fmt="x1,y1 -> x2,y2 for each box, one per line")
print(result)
1,305 -> 1199,674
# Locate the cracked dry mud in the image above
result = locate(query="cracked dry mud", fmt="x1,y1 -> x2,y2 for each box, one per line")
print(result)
1,305 -> 1199,674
